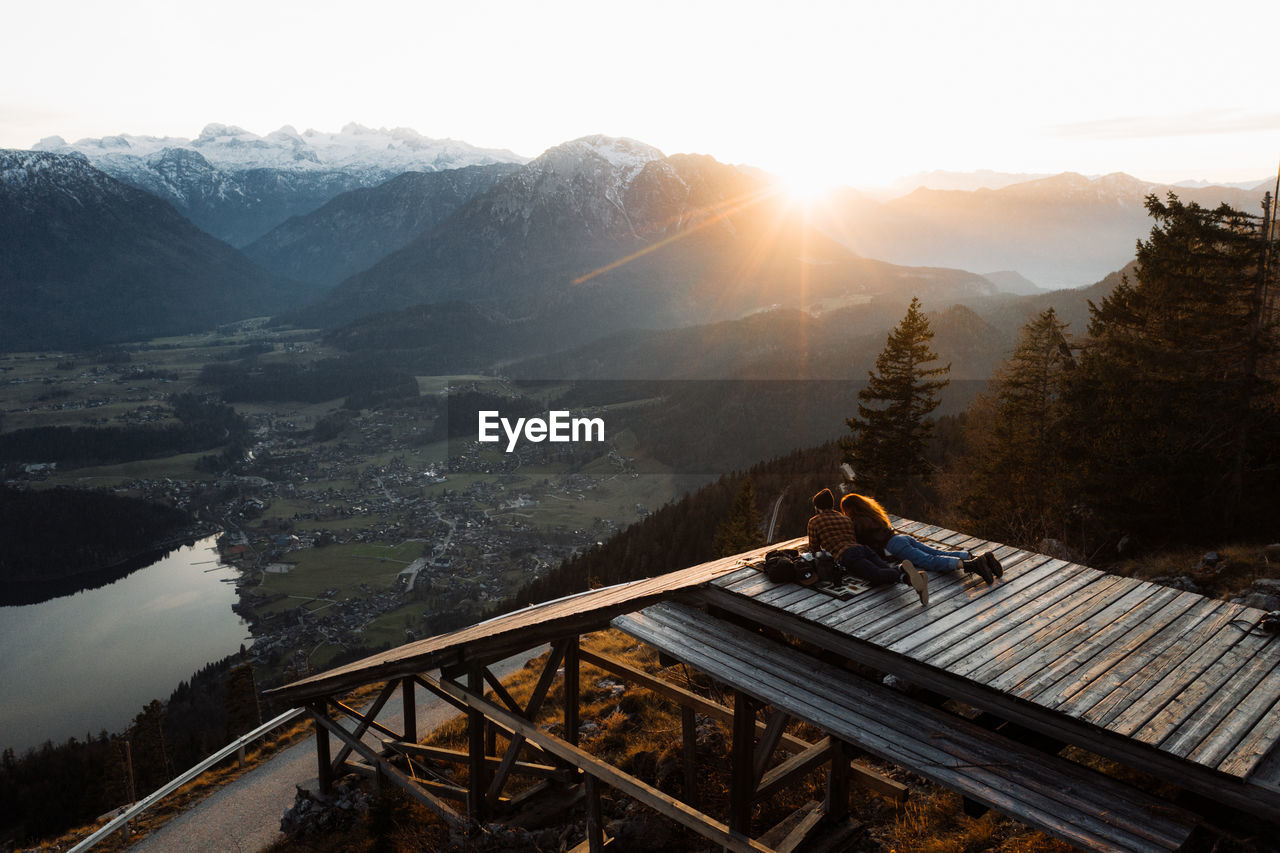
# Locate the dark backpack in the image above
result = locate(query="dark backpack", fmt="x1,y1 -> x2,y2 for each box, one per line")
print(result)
762,548 -> 802,583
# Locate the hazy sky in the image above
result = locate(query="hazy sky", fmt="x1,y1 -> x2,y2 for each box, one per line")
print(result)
3,0 -> 1277,188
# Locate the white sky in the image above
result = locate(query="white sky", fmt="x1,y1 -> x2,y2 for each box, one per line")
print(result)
2,0 -> 1277,188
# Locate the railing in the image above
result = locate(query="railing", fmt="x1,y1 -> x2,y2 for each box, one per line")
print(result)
69,707 -> 307,852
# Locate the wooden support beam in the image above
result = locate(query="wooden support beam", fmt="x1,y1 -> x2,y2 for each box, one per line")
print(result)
730,691 -> 756,836
414,673 -> 469,715
681,704 -> 699,808
484,667 -> 524,716
760,800 -> 827,853
580,646 -> 907,801
825,740 -> 851,822
386,742 -> 573,782
327,679 -> 400,773
466,663 -> 489,826
755,738 -> 836,802
485,643 -> 573,806
585,773 -> 606,853
754,710 -> 790,786
402,677 -> 417,744
311,711 -> 465,829
565,635 -> 581,748
312,704 -> 332,795
425,673 -> 773,853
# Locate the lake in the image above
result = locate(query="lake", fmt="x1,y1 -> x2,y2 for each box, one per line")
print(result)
0,536 -> 250,755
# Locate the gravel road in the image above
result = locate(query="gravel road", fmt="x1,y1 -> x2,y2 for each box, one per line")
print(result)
128,650 -> 542,853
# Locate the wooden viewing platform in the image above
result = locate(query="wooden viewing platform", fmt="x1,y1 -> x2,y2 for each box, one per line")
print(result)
267,519 -> 1280,852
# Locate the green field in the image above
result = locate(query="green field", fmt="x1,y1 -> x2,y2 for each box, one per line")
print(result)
251,541 -> 424,615
44,450 -> 220,488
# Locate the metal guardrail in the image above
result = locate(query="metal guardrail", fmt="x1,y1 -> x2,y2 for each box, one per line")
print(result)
69,707 -> 307,852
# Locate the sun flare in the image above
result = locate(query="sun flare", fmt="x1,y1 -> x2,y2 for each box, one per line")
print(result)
774,167 -> 835,205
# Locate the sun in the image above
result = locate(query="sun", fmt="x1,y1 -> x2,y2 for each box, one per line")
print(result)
773,167 -> 835,205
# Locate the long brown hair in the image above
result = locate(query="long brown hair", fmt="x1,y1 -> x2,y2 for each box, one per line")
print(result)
840,492 -> 892,532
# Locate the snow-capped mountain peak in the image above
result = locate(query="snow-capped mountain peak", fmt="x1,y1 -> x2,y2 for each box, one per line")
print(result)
30,124 -> 532,245
34,124 -> 528,175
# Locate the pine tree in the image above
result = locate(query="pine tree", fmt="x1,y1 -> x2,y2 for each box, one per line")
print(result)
713,476 -> 765,557
842,298 -> 950,511
1068,192 -> 1278,537
224,663 -> 261,740
960,308 -> 1075,544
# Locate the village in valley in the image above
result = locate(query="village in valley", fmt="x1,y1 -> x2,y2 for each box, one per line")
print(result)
0,326 -> 677,687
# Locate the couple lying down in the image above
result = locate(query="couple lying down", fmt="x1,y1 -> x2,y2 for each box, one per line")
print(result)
805,488 -> 1002,606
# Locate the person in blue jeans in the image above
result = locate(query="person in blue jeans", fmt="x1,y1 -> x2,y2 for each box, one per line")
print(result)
806,488 -> 929,604
840,492 -> 1000,583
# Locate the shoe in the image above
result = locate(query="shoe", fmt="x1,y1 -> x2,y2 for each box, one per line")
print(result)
984,551 -> 1003,579
963,556 -> 994,584
901,560 -> 928,606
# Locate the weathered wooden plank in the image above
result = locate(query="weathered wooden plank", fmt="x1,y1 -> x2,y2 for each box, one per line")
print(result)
757,584 -> 822,610
782,589 -> 840,617
887,556 -> 1078,656
1121,610 -> 1266,743
1222,691 -> 1280,778
1193,663 -> 1280,774
1161,629 -> 1280,767
813,586 -> 915,632
914,564 -> 1100,672
724,572 -> 781,598
791,595 -> 852,622
1008,585 -> 1184,704
1078,602 -> 1242,729
1046,592 -> 1211,713
960,576 -> 1135,682
621,603 -> 1196,851
689,584 -> 1280,823
713,566 -> 763,589
848,548 -> 1044,647
634,603 -> 1192,845
846,572 -> 983,641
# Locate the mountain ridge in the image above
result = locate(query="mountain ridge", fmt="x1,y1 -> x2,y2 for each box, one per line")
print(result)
32,125 -> 528,246
0,150 -> 305,351
288,135 -> 996,341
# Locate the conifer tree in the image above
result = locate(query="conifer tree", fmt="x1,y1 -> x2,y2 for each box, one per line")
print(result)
843,298 -> 950,511
960,308 -> 1074,544
127,700 -> 170,794
713,476 -> 765,557
224,663 -> 261,739
1068,193 -> 1278,537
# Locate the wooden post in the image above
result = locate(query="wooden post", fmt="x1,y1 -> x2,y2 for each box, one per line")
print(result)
402,677 -> 417,745
467,664 -> 488,826
825,739 -> 851,822
681,704 -> 699,808
585,773 -> 605,853
565,635 -> 581,748
730,691 -> 755,837
313,704 -> 333,796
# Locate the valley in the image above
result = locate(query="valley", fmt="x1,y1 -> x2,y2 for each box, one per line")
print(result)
0,324 -> 702,695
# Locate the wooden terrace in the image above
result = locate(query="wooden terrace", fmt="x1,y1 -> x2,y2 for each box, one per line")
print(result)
266,520 -> 1280,852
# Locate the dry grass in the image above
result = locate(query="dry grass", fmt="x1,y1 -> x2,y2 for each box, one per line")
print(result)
1111,540 -> 1280,601
874,788 -> 1075,853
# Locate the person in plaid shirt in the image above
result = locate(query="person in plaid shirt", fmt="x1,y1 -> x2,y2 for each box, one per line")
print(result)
806,488 -> 929,605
